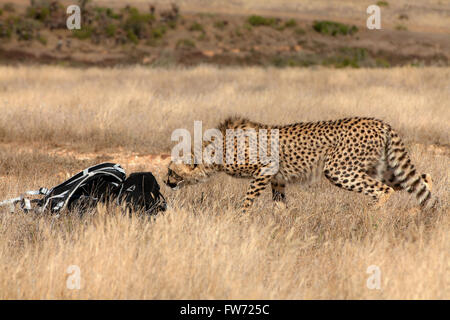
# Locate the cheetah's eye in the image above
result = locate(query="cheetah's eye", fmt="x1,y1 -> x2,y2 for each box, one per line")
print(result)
168,168 -> 182,179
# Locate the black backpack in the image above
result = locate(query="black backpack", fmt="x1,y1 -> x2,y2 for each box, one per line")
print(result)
0,163 -> 167,216
117,172 -> 167,215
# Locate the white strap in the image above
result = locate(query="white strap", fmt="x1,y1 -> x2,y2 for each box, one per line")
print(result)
22,199 -> 32,211
0,196 -> 22,206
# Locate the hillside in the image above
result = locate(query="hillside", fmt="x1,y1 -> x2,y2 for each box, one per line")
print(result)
0,0 -> 449,67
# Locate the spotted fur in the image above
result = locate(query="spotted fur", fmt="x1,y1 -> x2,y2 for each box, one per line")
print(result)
165,117 -> 434,212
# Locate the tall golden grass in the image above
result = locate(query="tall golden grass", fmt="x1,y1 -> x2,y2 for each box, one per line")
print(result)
0,65 -> 449,299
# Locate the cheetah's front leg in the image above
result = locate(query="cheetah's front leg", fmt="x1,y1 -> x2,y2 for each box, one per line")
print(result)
242,175 -> 272,213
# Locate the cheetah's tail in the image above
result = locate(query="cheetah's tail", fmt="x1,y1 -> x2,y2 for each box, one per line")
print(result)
385,128 -> 435,209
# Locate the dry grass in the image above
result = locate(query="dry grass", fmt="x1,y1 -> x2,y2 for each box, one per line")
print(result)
0,65 -> 449,299
0,65 -> 448,152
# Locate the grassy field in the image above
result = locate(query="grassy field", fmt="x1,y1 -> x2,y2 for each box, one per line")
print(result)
0,65 -> 449,299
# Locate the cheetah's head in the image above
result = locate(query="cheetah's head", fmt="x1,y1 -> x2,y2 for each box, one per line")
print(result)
165,161 -> 209,190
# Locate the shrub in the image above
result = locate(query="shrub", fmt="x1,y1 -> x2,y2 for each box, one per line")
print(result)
26,6 -> 50,22
167,20 -> 177,29
105,24 -> 117,37
109,9 -> 121,19
122,7 -> 155,38
151,26 -> 166,39
313,20 -> 358,36
72,26 -> 94,40
127,30 -> 139,44
375,58 -> 390,68
189,22 -> 204,32
285,19 -> 297,28
376,1 -> 389,7
176,38 -> 196,49
395,24 -> 407,31
95,7 -> 121,20
0,23 -> 12,38
13,18 -> 39,41
213,20 -> 227,30
247,15 -> 275,26
243,23 -> 253,31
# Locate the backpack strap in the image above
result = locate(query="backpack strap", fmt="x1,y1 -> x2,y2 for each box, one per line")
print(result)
0,188 -> 50,213
1,163 -> 125,214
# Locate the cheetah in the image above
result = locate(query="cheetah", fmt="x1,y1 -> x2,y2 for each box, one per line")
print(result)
165,117 -> 434,212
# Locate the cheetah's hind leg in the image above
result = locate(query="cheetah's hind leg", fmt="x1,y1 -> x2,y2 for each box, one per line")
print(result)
271,179 -> 287,207
422,173 -> 432,192
324,164 -> 395,208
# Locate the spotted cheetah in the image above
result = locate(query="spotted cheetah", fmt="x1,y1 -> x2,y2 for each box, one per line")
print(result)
165,117 -> 434,212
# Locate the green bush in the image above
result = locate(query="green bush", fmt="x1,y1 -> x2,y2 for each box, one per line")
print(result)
395,24 -> 407,31
214,20 -> 227,30
176,38 -> 196,49
151,26 -> 166,39
376,1 -> 389,7
0,23 -> 12,38
122,7 -> 155,38
189,22 -> 204,32
247,15 -> 275,26
13,18 -> 39,41
95,7 -> 121,20
0,9 -> 3,16
375,58 -> 390,68
26,6 -> 50,22
105,24 -> 117,37
285,19 -> 297,28
105,8 -> 121,19
127,30 -> 139,44
72,26 -> 94,40
313,20 -> 358,36
167,20 -> 177,29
